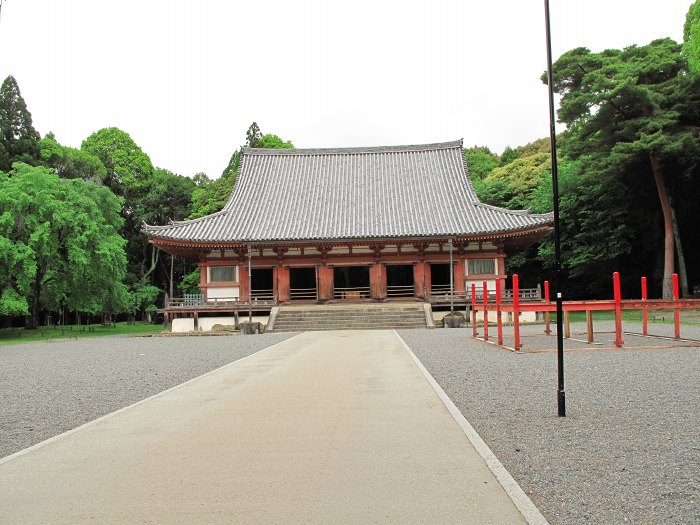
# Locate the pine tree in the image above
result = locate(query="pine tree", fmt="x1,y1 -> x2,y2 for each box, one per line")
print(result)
0,76 -> 40,171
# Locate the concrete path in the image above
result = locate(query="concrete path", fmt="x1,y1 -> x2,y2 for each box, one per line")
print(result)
0,330 -> 540,524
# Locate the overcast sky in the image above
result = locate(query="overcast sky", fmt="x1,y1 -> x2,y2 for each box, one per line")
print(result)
0,0 -> 691,179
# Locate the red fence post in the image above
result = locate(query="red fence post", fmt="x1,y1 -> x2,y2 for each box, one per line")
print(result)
673,273 -> 680,339
471,283 -> 477,338
641,276 -> 648,336
483,281 -> 489,342
513,274 -> 521,350
496,278 -> 503,346
544,280 -> 551,335
613,272 -> 624,347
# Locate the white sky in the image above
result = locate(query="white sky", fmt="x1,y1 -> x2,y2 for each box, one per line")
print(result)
0,0 -> 691,179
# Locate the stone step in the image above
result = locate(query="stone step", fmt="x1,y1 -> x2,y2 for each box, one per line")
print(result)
273,314 -> 425,321
267,303 -> 430,332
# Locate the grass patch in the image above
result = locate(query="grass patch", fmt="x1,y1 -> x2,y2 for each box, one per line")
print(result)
0,322 -> 163,346
566,309 -> 700,325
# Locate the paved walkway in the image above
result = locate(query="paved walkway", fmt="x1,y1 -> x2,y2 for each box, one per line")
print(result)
0,330 -> 542,524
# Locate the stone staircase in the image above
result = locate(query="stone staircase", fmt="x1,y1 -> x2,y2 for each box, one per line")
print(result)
267,302 -> 432,332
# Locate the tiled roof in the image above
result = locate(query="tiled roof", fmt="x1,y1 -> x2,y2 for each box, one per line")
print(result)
143,140 -> 553,243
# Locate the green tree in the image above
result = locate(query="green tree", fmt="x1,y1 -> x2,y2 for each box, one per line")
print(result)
0,75 -> 41,171
499,146 -> 519,166
464,146 -> 499,180
478,152 -> 551,209
245,122 -> 262,148
257,134 -> 294,149
81,127 -> 154,199
685,0 -> 700,75
0,164 -> 129,328
547,38 -> 700,298
39,135 -> 107,183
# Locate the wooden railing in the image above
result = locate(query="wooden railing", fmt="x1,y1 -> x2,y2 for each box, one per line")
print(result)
428,287 -> 542,304
165,293 -> 277,309
289,287 -> 317,301
333,286 -> 371,300
386,284 -> 415,297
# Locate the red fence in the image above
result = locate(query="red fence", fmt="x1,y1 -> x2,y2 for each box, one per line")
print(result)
471,272 -> 700,351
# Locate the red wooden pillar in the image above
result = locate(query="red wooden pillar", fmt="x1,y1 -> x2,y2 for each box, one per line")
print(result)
471,283 -> 477,338
544,280 -> 551,335
239,265 -> 250,299
277,267 -> 290,303
453,261 -> 465,294
370,264 -> 386,300
413,263 -> 426,299
318,266 -> 334,302
673,273 -> 680,339
495,278 -> 503,346
641,276 -> 648,336
613,272 -> 624,347
513,274 -> 521,350
424,263 -> 432,296
482,280 -> 489,341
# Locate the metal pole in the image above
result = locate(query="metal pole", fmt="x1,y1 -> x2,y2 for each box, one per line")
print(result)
545,0 -> 566,417
248,244 -> 253,323
448,239 -> 454,314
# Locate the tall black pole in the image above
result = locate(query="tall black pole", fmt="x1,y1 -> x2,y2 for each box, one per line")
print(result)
544,0 -> 566,417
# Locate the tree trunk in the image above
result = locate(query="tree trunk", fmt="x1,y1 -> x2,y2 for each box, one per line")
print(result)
143,245 -> 159,279
670,199 -> 689,298
27,269 -> 43,330
649,152 -> 674,299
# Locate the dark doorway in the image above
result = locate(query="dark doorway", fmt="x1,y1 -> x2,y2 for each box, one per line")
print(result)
289,267 -> 317,300
334,266 -> 370,299
386,264 -> 414,297
430,263 -> 451,294
251,269 -> 273,291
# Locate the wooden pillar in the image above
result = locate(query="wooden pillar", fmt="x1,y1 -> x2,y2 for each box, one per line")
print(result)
424,263 -> 432,295
370,264 -> 386,300
277,267 -> 290,303
318,266 -> 334,301
453,260 -> 465,293
239,265 -> 250,299
198,261 -> 208,299
413,263 -> 426,299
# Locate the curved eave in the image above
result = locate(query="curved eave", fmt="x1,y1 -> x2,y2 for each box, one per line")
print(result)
148,224 -> 553,259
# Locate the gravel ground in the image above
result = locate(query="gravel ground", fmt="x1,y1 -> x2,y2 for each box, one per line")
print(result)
399,323 -> 700,525
0,333 -> 295,458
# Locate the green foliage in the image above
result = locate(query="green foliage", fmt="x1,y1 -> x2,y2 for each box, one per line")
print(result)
129,278 -> 162,316
464,146 -> 499,180
179,268 -> 201,295
245,122 -> 262,148
257,134 -> 294,149
189,156 -> 238,219
480,153 -> 551,209
499,146 -> 519,166
548,37 -> 700,296
0,76 -> 40,171
39,135 -> 107,183
685,0 -> 700,74
81,127 -> 154,198
137,168 -> 195,225
0,164 -> 129,324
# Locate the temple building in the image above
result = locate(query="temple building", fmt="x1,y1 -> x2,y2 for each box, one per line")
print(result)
143,140 -> 552,325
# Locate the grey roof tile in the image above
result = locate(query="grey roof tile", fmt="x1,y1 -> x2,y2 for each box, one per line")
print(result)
144,140 -> 553,243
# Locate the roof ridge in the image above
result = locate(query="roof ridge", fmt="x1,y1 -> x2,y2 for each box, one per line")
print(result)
242,139 -> 463,156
